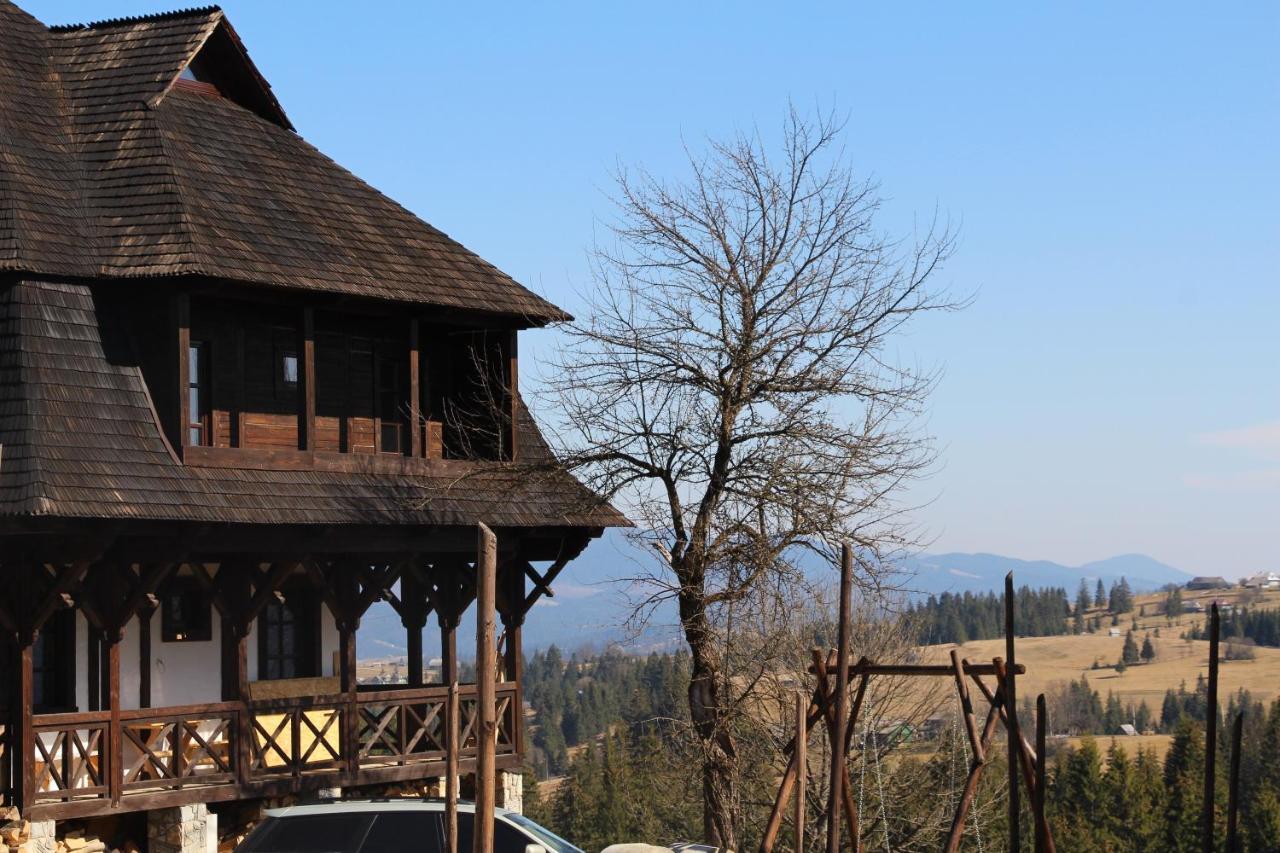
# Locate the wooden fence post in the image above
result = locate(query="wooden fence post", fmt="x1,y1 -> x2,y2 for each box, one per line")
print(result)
826,543 -> 854,853
1202,603 -> 1220,853
795,691 -> 806,852
473,524 -> 497,853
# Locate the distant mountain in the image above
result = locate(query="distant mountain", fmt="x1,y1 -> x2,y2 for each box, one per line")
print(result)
355,530 -> 1193,659
901,551 -> 1190,598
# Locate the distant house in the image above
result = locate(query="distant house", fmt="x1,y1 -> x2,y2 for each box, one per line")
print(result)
1119,724 -> 1139,737
1187,576 -> 1230,590
1242,572 -> 1280,590
1108,627 -> 1123,637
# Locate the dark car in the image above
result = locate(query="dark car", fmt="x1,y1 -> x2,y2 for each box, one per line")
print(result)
235,801 -> 583,853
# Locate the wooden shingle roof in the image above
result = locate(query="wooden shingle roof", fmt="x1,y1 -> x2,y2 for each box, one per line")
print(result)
0,278 -> 621,528
0,1 -> 569,324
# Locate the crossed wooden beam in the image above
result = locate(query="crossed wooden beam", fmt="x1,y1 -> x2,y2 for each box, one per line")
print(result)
760,653 -> 1055,853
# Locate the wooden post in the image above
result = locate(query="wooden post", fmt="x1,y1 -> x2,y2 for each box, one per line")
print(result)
474,523 -> 498,853
760,676 -> 828,851
500,561 -> 526,754
1035,694 -> 1050,853
1005,573 -> 1022,852
507,330 -> 518,462
1202,603 -> 1220,853
826,543 -> 854,853
107,635 -> 122,805
175,292 -> 191,452
138,603 -> 155,709
446,682 -> 460,853
88,626 -> 102,711
1226,710 -> 1243,853
339,607 -> 359,779
951,651 -> 983,762
945,679 -> 1005,853
406,621 -> 424,687
16,640 -> 34,813
236,624 -> 250,786
300,307 -> 316,451
409,318 -> 422,458
402,568 -> 426,687
794,691 -> 806,853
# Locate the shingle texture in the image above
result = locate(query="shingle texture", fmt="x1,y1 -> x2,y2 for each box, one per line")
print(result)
0,1 -> 567,323
0,278 -> 620,527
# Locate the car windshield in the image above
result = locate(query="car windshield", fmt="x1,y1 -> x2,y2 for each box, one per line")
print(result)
503,814 -> 584,853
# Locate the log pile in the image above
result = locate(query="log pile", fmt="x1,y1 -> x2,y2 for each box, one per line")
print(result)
0,812 -> 140,853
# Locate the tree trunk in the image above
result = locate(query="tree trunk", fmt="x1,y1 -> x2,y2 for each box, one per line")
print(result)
680,567 -> 738,850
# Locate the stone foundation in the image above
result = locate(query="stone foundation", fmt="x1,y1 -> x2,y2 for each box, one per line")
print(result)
28,819 -> 56,853
148,804 -> 216,853
498,770 -> 523,814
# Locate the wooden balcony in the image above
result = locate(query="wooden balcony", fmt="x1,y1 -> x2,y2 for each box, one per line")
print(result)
19,683 -> 520,821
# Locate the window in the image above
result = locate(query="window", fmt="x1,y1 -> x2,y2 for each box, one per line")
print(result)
161,575 -> 212,642
258,581 -> 320,680
240,814 -> 374,853
273,326 -> 300,402
282,354 -> 299,387
360,813 -> 441,853
188,341 -> 209,446
376,352 -> 403,454
454,813 -> 541,853
33,608 -> 76,713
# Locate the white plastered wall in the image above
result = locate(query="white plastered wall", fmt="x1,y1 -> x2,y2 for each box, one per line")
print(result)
72,582 -> 342,711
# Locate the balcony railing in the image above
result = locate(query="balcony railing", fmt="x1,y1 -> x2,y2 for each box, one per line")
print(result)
22,682 -> 519,817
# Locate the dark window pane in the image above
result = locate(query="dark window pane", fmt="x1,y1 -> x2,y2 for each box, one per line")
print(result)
453,815 -> 534,853
244,815 -> 372,853
360,813 -> 441,853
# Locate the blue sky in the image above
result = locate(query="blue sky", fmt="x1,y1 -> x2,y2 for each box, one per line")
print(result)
31,2 -> 1279,576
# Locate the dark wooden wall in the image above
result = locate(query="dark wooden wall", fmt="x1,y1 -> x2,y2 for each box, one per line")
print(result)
122,290 -> 516,462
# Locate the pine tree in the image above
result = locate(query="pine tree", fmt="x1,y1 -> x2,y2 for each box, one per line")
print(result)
1122,629 -> 1140,665
1248,785 -> 1280,852
1163,717 -> 1206,853
1141,634 -> 1156,663
1130,747 -> 1168,849
1053,737 -> 1106,849
1096,578 -> 1108,609
1101,740 -> 1134,847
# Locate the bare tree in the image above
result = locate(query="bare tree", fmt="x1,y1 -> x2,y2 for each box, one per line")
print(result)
545,107 -> 959,848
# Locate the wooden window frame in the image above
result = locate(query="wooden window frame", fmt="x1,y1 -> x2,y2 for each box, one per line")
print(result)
160,575 -> 213,643
187,339 -> 210,447
257,581 -> 322,681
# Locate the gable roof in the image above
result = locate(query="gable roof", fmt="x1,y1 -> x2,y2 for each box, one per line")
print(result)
0,2 -> 568,324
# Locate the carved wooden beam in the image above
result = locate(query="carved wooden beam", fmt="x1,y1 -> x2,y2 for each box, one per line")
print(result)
243,560 -> 302,629
29,561 -> 90,639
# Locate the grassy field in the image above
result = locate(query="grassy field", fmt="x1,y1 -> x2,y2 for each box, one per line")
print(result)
918,587 -> 1280,715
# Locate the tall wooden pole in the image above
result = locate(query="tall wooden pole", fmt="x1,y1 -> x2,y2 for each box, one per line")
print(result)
1004,573 -> 1022,853
826,543 -> 854,853
795,691 -> 806,853
1034,694 -> 1050,853
1226,711 -> 1243,853
446,683 -> 459,853
443,562 -> 460,853
1202,603 -> 1220,853
474,523 -> 498,853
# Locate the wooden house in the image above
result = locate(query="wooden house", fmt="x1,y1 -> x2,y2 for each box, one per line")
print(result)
0,1 -> 622,844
